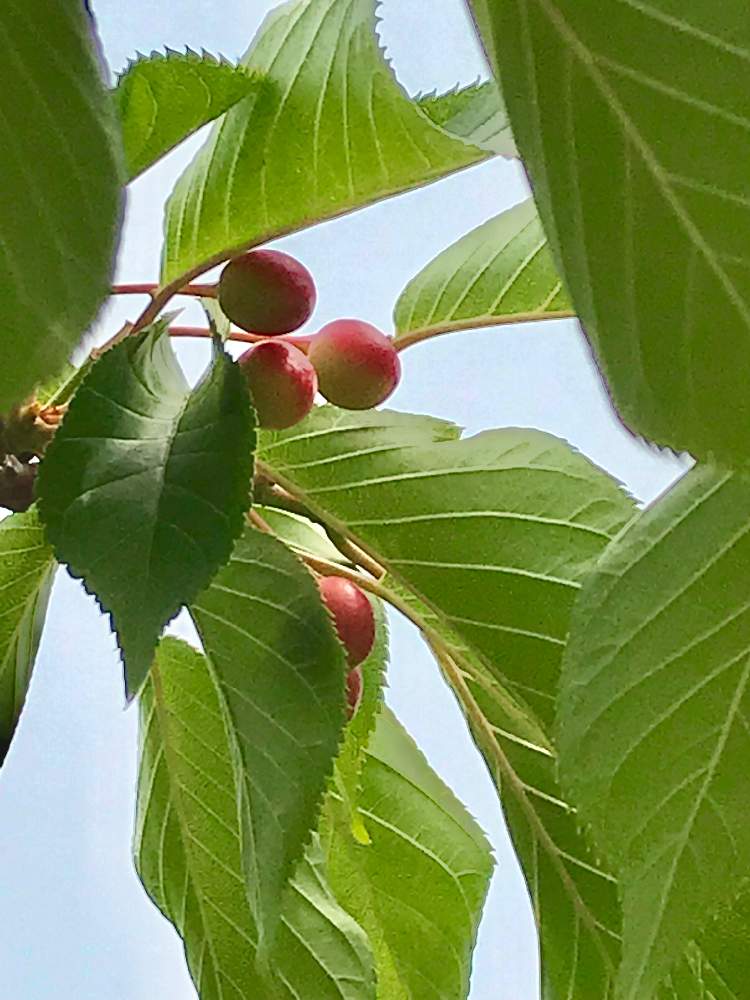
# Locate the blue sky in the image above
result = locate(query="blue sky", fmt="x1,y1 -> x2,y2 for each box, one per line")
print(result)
0,2 -> 690,998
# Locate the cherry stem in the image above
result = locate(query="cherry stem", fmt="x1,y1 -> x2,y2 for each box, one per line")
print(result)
169,325 -> 314,350
111,282 -> 217,299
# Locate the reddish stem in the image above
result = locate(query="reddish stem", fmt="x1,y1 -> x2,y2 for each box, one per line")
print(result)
111,282 -> 218,299
169,326 -> 314,351
111,283 -> 158,296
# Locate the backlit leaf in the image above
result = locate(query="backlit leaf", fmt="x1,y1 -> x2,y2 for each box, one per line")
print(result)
114,49 -> 258,180
161,0 -> 489,284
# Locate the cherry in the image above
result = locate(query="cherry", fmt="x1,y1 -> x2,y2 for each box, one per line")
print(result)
307,319 -> 401,410
318,576 -> 375,667
346,666 -> 363,720
238,340 -> 317,429
218,249 -> 316,335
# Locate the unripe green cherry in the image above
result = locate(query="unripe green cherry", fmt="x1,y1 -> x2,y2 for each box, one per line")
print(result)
218,250 -> 316,335
346,666 -> 363,720
308,319 -> 401,410
318,575 -> 375,667
238,341 -> 317,429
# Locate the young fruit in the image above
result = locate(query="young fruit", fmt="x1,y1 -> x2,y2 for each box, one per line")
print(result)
318,576 -> 375,667
307,319 -> 401,410
238,341 -> 317,429
346,666 -> 364,720
218,249 -> 316,334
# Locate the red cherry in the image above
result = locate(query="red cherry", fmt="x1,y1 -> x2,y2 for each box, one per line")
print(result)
318,576 -> 375,666
308,319 -> 401,410
219,250 -> 316,335
238,340 -> 317,429
346,666 -> 363,720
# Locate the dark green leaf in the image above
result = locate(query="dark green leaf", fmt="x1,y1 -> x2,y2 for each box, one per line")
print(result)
114,49 -> 258,180
471,0 -> 750,466
559,465 -> 750,998
0,508 -> 55,763
325,707 -> 493,1000
0,0 -> 123,411
162,0 -> 489,284
136,637 -> 375,999
190,527 -> 349,954
37,322 -> 254,695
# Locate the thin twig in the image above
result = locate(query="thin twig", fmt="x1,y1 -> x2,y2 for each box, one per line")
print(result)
170,326 -> 314,350
247,508 -> 274,534
393,308 -> 576,352
111,282 -> 218,299
171,326 -> 265,346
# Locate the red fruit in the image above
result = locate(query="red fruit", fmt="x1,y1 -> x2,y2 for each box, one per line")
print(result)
218,249 -> 316,335
346,666 -> 363,720
307,319 -> 401,410
238,341 -> 317,429
318,576 -> 375,666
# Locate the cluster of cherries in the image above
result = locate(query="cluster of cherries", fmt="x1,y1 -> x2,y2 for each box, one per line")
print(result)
218,250 -> 382,715
218,249 -> 402,429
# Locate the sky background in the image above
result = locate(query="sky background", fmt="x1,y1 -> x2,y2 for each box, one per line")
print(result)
0,2 -> 691,998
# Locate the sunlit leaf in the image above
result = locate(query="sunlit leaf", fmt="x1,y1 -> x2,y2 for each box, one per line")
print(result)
259,406 -> 632,727
394,198 -> 571,346
161,0 -> 489,284
257,405 -> 634,996
114,49 -> 258,180
325,707 -> 493,1000
418,79 -> 517,156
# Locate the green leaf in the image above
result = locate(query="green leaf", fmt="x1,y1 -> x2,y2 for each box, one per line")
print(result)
161,0 -> 489,285
34,358 -> 93,408
258,406 -> 635,997
394,198 -> 572,347
256,505 -> 348,564
114,49 -> 258,181
418,80 -> 517,156
559,465 -> 750,998
332,597 -> 388,847
259,406 -> 633,727
0,508 -> 55,763
471,0 -> 750,466
251,500 -> 390,845
190,527 -> 349,954
136,637 -> 375,999
201,297 -> 232,343
0,0 -> 123,412
325,707 -> 493,1000
688,888 -> 750,999
37,322 -> 254,695
385,577 -> 623,999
